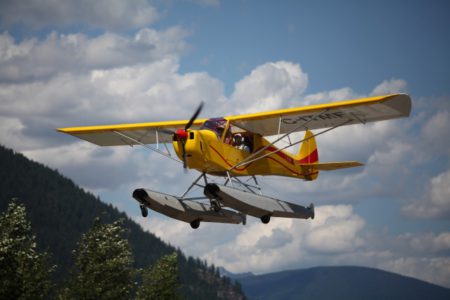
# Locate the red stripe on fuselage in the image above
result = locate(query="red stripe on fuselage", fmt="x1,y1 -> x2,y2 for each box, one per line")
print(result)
265,146 -> 294,164
209,145 -> 251,171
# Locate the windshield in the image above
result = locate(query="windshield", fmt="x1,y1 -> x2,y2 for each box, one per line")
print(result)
200,118 -> 227,139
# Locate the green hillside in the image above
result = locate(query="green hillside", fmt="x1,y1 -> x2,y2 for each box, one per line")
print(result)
238,266 -> 450,300
0,145 -> 245,300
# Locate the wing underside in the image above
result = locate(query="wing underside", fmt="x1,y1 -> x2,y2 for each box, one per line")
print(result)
228,94 -> 411,136
57,119 -> 206,146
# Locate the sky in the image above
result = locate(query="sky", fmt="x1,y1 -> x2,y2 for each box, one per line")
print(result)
1,0 -> 450,288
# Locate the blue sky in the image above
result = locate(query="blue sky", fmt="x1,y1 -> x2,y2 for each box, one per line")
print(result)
1,0 -> 449,288
166,0 -> 450,96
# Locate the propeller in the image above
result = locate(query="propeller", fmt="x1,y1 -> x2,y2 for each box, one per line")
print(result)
185,102 -> 204,131
170,102 -> 204,169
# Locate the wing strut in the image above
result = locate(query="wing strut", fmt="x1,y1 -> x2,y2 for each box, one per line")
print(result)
230,117 -> 353,170
180,173 -> 207,199
112,130 -> 181,164
228,176 -> 263,195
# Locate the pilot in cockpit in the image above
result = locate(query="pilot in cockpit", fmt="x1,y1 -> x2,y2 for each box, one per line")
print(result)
233,134 -> 250,153
241,136 -> 252,153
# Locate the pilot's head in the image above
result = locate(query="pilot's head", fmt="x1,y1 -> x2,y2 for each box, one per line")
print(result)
233,134 -> 243,146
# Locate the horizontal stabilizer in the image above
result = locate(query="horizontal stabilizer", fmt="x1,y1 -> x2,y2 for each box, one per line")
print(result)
299,161 -> 363,171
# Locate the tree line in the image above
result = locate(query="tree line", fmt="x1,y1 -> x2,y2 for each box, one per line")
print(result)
0,145 -> 245,300
0,199 -> 180,300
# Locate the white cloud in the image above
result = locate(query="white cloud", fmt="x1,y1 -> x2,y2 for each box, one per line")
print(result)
0,117 -> 43,150
421,110 -> 450,156
302,87 -> 360,105
370,78 -> 407,96
228,61 -> 308,114
379,257 -> 450,288
429,171 -> 450,208
403,169 -> 450,219
398,232 -> 450,253
301,77 -> 407,107
136,204 -> 366,274
367,141 -> 413,166
304,205 -> 365,253
0,57 -> 225,153
0,0 -> 158,31
0,28 -> 189,82
255,228 -> 293,249
21,142 -> 146,190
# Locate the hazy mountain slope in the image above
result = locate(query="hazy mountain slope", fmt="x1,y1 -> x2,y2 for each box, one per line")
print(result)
0,145 -> 245,300
238,266 -> 450,300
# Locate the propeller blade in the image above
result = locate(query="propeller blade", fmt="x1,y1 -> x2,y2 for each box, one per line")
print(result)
185,101 -> 204,130
181,141 -> 187,169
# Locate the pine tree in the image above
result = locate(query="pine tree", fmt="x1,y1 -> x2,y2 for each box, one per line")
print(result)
60,218 -> 134,300
136,252 -> 181,300
0,199 -> 54,299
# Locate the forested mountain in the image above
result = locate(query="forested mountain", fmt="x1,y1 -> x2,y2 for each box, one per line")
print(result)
237,266 -> 450,300
0,145 -> 245,300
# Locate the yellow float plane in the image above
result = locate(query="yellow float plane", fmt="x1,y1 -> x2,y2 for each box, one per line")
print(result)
58,93 -> 411,229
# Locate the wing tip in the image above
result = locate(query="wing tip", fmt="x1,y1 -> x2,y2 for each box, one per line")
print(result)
56,127 -> 80,134
56,127 -> 68,133
385,93 -> 412,117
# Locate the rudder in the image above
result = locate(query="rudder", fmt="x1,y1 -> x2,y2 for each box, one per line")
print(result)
296,130 -> 319,180
297,130 -> 318,164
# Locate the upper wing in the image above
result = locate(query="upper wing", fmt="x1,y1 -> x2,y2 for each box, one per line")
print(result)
227,94 -> 411,136
58,94 -> 411,146
57,119 -> 207,146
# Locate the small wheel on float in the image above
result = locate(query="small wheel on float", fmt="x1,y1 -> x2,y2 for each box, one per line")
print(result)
190,219 -> 200,229
140,204 -> 148,218
260,214 -> 271,224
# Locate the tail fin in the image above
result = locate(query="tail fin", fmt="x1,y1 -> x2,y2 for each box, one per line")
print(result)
296,130 -> 319,180
297,130 -> 318,164
296,131 -> 363,179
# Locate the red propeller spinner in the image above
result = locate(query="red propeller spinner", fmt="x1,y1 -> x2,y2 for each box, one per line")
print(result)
170,102 -> 204,169
174,128 -> 188,141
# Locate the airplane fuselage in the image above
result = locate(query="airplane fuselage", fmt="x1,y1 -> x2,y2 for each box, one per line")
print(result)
172,128 -> 316,180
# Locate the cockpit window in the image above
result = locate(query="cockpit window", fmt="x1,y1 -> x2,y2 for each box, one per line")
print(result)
227,122 -> 254,153
200,118 -> 227,139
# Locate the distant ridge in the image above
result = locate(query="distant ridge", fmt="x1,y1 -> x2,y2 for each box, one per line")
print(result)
237,266 -> 450,300
219,267 -> 255,280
